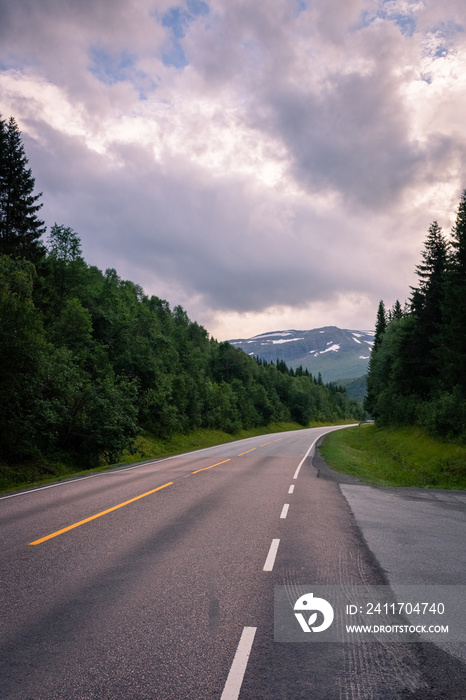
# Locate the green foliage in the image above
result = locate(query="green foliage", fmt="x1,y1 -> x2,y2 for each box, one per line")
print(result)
442,191 -> 466,394
417,388 -> 466,442
0,116 -> 45,261
0,421 -> 307,493
0,255 -> 48,458
1,235 -> 363,468
338,375 -> 367,403
0,116 -> 363,476
55,298 -> 93,360
364,299 -> 387,414
365,191 -> 466,441
47,223 -> 82,262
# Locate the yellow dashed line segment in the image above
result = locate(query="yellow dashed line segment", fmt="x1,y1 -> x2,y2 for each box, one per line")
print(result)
29,482 -> 173,545
192,459 -> 231,474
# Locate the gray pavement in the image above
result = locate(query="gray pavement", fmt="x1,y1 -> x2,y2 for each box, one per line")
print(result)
1,427 -> 465,698
339,485 -> 466,586
339,482 -> 466,663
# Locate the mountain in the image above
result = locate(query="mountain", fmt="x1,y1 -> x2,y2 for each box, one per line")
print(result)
228,326 -> 375,384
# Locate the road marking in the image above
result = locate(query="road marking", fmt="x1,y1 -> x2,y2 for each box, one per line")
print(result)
293,437 -> 318,479
0,439 -> 253,501
0,473 -> 102,501
288,484 -> 295,494
263,539 -> 280,571
221,627 -> 257,700
238,448 -> 256,456
280,503 -> 290,519
259,441 -> 271,447
29,482 -> 173,545
192,459 -> 231,474
2,432 -> 296,502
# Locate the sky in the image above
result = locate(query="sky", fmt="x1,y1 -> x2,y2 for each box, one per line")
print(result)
1,0 -> 465,340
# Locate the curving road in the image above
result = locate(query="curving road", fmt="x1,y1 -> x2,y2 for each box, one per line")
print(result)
0,426 -> 465,699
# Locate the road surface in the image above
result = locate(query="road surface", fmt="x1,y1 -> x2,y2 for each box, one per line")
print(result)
339,481 -> 466,664
1,426 -> 465,699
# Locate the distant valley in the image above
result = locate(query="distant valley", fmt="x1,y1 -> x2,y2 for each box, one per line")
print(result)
228,326 -> 374,387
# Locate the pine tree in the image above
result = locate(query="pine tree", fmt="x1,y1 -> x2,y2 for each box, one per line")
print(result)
390,299 -> 403,320
407,221 -> 449,397
0,115 -> 46,261
373,300 -> 387,351
443,190 -> 466,392
364,300 -> 387,415
411,221 -> 448,322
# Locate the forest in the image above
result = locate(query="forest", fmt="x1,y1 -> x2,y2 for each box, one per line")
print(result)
365,191 -> 466,441
0,115 -> 363,469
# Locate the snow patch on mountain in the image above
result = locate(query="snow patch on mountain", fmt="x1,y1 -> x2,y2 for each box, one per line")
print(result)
322,344 -> 340,353
271,337 -> 304,344
227,326 -> 375,383
254,331 -> 293,339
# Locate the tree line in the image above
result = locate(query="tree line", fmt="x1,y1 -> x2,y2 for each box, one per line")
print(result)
365,191 -> 466,441
0,115 -> 363,468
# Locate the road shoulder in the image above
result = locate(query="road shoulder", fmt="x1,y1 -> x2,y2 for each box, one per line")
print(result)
314,438 -> 466,676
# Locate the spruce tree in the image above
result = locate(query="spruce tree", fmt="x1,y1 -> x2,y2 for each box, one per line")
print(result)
408,221 -> 449,398
390,299 -> 403,321
443,190 -> 466,393
411,221 -> 448,322
373,300 -> 387,351
364,300 -> 387,415
0,115 -> 46,261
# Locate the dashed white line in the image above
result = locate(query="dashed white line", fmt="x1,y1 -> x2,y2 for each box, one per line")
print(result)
263,538 -> 280,571
288,484 -> 295,494
280,503 -> 290,519
221,626 -> 257,700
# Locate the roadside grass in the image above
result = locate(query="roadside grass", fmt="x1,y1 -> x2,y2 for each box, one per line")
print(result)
0,419 -> 353,495
319,424 -> 466,489
117,419 -> 357,465
117,422 -> 305,464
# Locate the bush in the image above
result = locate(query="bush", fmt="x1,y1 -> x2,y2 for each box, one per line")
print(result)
418,387 -> 466,441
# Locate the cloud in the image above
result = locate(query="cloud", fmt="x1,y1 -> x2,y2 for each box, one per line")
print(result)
22,118 -> 414,317
1,0 -> 465,338
243,5 -> 465,209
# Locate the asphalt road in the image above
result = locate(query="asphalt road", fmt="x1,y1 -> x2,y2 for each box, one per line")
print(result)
339,482 -> 466,663
1,426 -> 465,699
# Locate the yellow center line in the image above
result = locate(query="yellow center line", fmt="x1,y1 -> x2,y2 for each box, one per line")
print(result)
192,459 -> 231,474
29,482 -> 173,545
259,441 -> 272,447
238,448 -> 257,456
